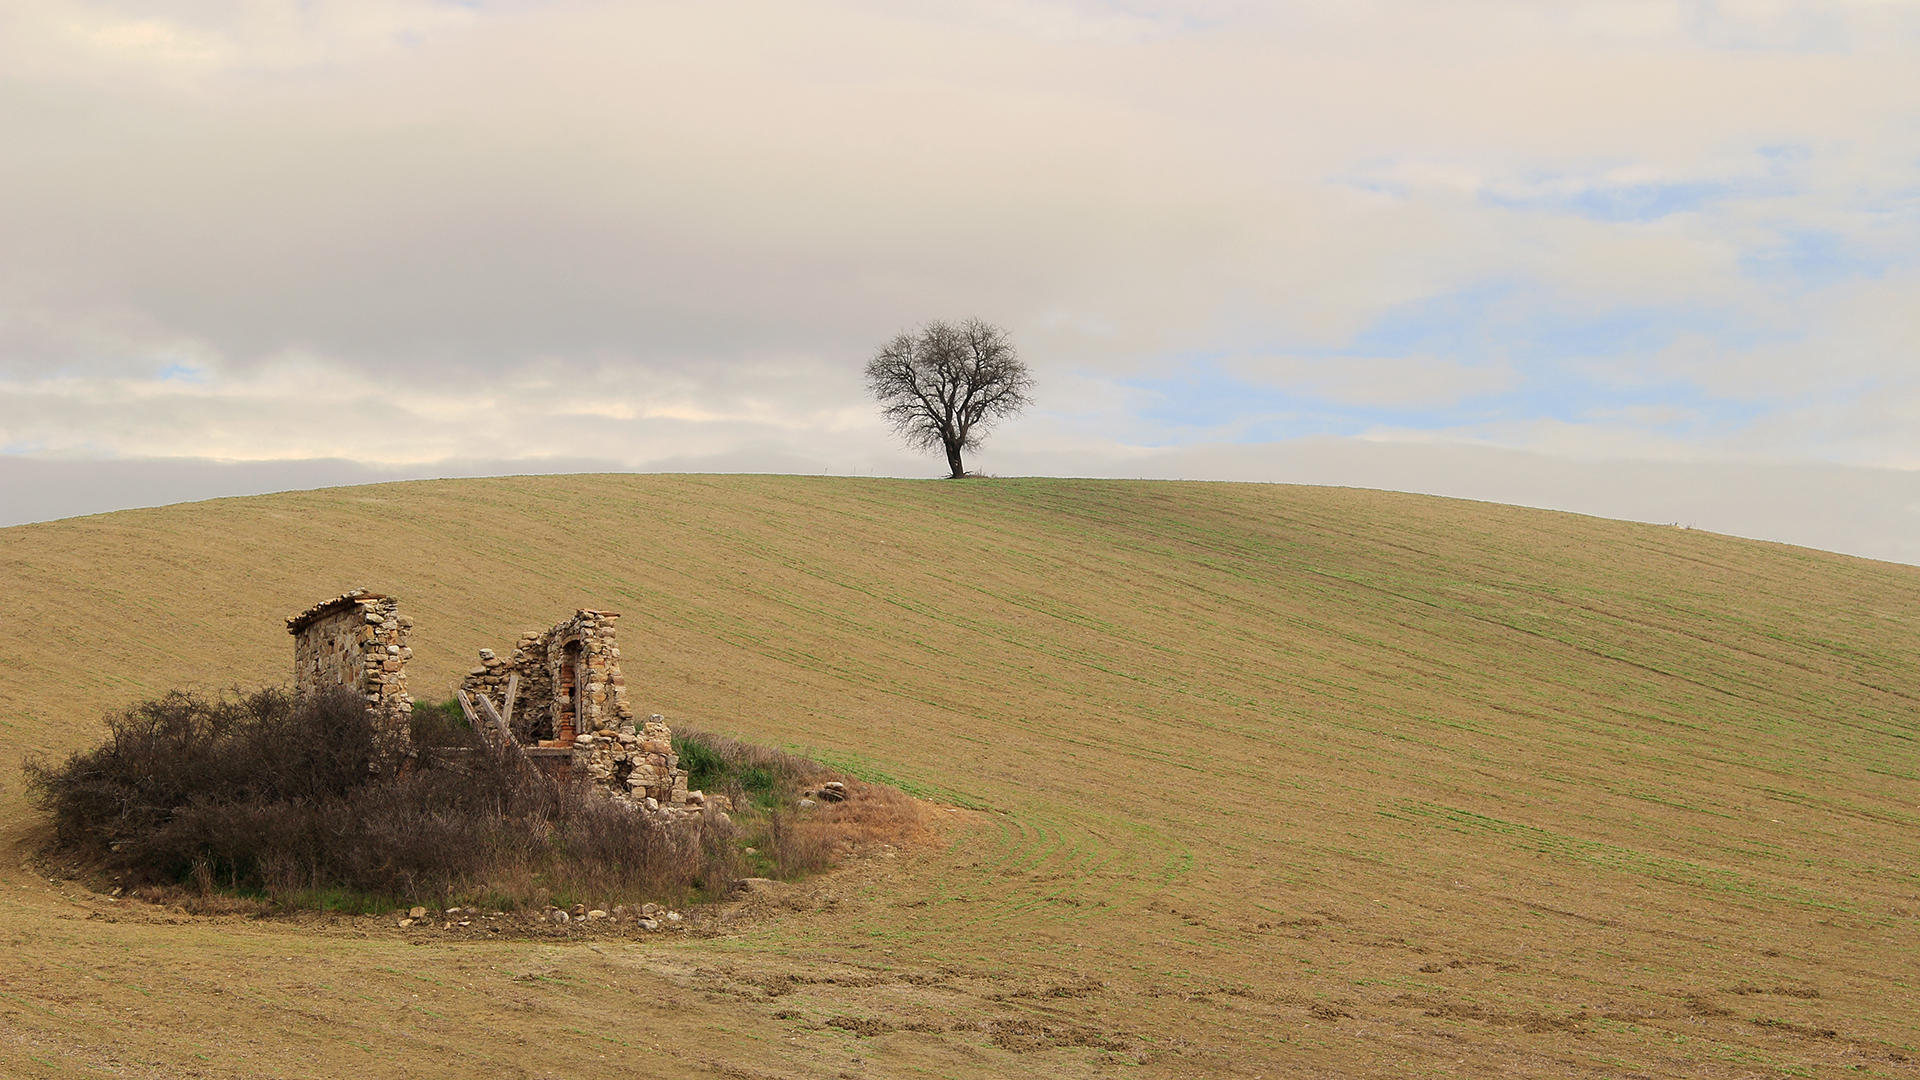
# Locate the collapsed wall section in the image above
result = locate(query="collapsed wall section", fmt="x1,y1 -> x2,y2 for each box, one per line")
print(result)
465,629 -> 554,743
287,588 -> 414,765
462,609 -> 689,811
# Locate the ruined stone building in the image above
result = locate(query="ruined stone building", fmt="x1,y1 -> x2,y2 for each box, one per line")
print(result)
285,589 -> 689,812
286,589 -> 415,763
460,609 -> 691,811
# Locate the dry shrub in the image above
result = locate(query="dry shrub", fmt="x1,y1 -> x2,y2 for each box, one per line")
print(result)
676,728 -> 926,880
763,807 -> 833,878
23,686 -> 739,910
540,794 -> 743,907
26,691 -> 919,911
23,685 -> 376,862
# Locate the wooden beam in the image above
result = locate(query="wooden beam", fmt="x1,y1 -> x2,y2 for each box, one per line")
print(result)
474,691 -> 514,748
455,688 -> 480,728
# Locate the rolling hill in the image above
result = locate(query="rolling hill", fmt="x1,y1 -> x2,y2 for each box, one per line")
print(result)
2,474 -> 1916,1078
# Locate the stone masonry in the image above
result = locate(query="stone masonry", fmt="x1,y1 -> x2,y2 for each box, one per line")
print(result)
462,610 -> 691,813
286,589 -> 415,766
283,591 -> 694,813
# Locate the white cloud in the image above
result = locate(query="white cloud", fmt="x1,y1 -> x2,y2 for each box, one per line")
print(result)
0,0 -> 1915,492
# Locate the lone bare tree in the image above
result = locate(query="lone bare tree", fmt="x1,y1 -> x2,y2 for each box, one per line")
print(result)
865,319 -> 1034,479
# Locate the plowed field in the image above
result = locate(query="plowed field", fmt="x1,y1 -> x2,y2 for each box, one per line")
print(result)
1,475 -> 1916,1078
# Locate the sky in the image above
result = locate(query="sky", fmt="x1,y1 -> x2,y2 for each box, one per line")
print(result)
2,1 -> 1918,561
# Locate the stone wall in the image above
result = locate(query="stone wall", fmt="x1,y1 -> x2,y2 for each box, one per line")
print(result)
283,592 -> 694,808
287,588 -> 414,766
462,609 -> 690,812
464,629 -> 555,743
548,610 -> 630,741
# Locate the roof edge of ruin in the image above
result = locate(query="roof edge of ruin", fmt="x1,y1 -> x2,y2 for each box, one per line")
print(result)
287,588 -> 388,633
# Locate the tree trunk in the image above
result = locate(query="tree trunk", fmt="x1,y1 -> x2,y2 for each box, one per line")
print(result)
944,440 -> 966,479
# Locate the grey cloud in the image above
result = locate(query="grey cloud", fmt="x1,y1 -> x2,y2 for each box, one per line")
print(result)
2,0 -> 1918,497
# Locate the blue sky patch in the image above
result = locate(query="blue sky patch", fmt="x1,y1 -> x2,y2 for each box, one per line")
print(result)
1482,180 -> 1732,223
1118,355 -> 1777,448
1116,278 -> 1785,447
1740,228 -> 1896,286
156,363 -> 209,385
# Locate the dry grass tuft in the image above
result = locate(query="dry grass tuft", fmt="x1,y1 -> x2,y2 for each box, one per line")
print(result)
676,728 -> 926,880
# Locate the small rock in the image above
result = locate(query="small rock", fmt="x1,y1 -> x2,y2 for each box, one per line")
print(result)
797,798 -> 817,810
587,909 -> 608,920
637,917 -> 659,931
665,911 -> 682,923
398,919 -> 414,928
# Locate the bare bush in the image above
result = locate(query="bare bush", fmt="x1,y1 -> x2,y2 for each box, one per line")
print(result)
26,691 -> 921,912
23,685 -> 374,861
23,687 -> 738,910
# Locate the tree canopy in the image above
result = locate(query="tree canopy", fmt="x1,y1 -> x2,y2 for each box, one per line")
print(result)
865,319 -> 1033,479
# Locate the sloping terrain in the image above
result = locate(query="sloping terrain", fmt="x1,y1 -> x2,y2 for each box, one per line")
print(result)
1,474 -> 1916,1079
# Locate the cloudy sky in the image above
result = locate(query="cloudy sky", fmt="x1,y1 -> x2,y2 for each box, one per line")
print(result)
3,1 -> 1918,560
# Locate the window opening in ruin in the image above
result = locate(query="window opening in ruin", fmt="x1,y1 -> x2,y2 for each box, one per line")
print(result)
558,640 -> 581,744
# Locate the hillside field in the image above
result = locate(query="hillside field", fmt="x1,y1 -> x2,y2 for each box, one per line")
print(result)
1,474 -> 1917,1079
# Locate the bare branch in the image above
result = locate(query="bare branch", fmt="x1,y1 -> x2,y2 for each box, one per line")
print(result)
865,319 -> 1033,478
